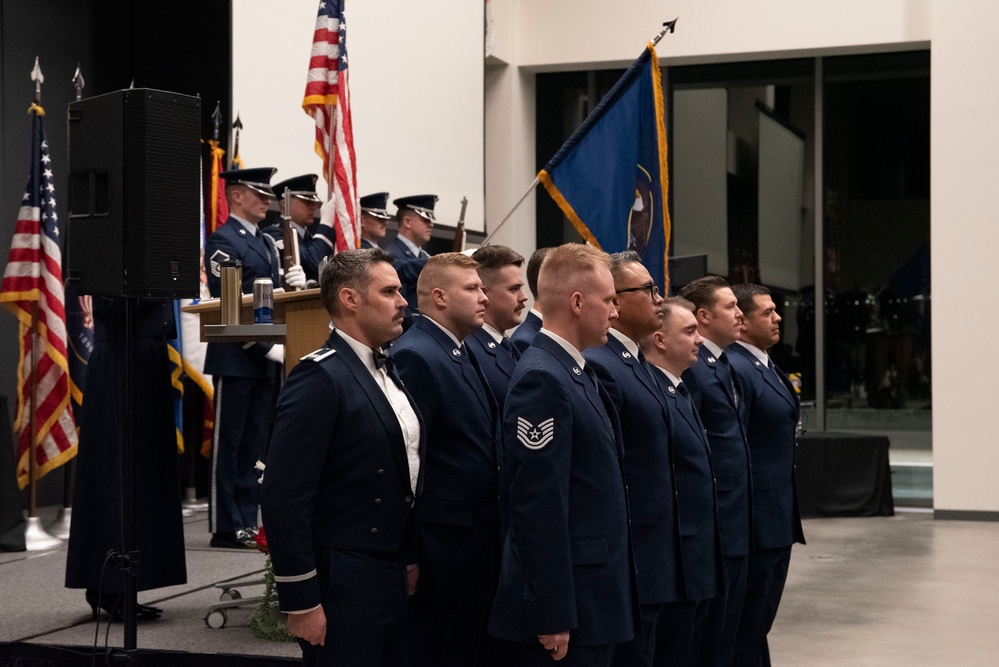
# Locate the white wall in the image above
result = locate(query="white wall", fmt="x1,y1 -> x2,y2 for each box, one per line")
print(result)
929,2 -> 999,514
232,0 -> 485,231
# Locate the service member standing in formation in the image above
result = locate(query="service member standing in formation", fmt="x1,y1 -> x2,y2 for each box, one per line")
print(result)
359,192 -> 393,249
204,167 -> 285,549
467,245 -> 528,411
642,297 -> 723,667
583,251 -> 682,667
679,276 -> 753,667
489,243 -> 638,667
387,194 -> 437,325
261,173 -> 335,284
510,247 -> 549,354
390,252 -> 502,666
726,285 -> 805,667
260,248 -> 422,667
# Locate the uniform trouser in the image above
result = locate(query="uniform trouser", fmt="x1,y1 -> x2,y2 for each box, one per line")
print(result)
209,375 -> 275,534
699,554 -> 749,667
732,546 -> 792,667
612,602 -> 661,667
653,598 -> 713,667
407,591 -> 496,667
299,548 -> 408,667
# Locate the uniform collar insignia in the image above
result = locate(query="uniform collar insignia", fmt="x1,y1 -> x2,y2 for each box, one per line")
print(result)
452,348 -> 462,357
622,351 -> 632,359
667,385 -> 676,394
707,356 -> 716,363
572,367 -> 581,375
487,341 -> 496,349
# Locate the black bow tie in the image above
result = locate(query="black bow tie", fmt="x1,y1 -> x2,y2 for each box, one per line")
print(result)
374,349 -> 392,371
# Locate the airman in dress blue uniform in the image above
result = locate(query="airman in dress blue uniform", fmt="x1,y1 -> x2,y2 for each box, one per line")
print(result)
204,167 -> 283,549
727,285 -> 805,667
390,252 -> 502,666
510,247 -> 549,354
261,173 -> 335,283
467,245 -> 528,411
360,192 -> 393,249
679,276 -> 753,666
489,244 -> 638,667
261,248 -> 423,667
387,194 -> 436,325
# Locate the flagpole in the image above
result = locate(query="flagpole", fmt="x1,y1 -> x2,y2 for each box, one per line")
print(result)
481,20 -> 677,248
326,105 -> 334,201
22,58 -> 62,551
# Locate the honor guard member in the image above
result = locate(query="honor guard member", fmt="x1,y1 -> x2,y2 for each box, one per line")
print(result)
583,251 -> 682,667
360,192 -> 393,249
726,285 -> 804,667
205,167 -> 284,549
261,248 -> 423,666
262,173 -> 335,284
642,297 -> 723,667
387,194 -> 436,325
489,244 -> 638,667
679,276 -> 752,667
510,247 -> 549,354
390,253 -> 502,666
467,245 -> 528,411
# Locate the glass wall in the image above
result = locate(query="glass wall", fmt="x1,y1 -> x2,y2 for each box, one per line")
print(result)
534,50 -> 931,504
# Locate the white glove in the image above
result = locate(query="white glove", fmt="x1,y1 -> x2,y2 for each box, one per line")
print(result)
319,197 -> 337,229
285,264 -> 307,290
265,343 -> 285,364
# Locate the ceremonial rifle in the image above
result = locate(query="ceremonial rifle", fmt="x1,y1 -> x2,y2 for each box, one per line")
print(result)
452,197 -> 468,252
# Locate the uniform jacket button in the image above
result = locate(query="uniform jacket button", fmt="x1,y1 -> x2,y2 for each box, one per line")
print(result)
376,469 -> 385,475
404,494 -> 414,503
370,527 -> 378,535
374,498 -> 382,505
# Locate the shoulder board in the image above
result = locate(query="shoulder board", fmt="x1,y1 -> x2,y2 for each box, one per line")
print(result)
300,347 -> 337,363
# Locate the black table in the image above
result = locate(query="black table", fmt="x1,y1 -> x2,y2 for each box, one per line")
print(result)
795,431 -> 894,518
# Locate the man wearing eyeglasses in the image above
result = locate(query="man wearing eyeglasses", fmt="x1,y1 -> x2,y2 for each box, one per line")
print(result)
583,251 -> 682,667
679,276 -> 751,666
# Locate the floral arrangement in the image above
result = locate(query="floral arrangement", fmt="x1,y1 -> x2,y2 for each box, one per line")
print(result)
248,526 -> 295,642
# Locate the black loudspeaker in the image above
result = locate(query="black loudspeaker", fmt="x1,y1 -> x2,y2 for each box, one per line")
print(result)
67,88 -> 200,297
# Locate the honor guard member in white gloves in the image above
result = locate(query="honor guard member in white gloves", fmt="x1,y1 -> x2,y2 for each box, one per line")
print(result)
261,173 -> 334,285
360,192 -> 393,249
489,244 -> 639,666
387,194 -> 436,326
205,167 -> 286,549
261,248 -> 423,666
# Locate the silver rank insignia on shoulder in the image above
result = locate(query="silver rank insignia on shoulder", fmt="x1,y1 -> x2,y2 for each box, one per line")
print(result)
209,249 -> 231,278
667,385 -> 676,394
517,417 -> 554,450
754,361 -> 762,366
301,348 -> 337,363
572,367 -> 581,375
238,228 -> 246,235
452,348 -> 461,357
487,341 -> 496,349
622,351 -> 632,359
707,356 -> 716,363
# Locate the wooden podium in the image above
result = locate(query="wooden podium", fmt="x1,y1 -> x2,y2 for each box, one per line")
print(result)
181,289 -> 329,375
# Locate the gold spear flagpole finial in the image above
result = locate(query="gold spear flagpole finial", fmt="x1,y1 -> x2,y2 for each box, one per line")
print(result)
652,18 -> 678,46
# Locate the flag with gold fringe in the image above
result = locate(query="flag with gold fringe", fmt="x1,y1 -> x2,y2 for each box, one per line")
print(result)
0,103 -> 78,488
538,43 -> 671,292
303,0 -> 359,251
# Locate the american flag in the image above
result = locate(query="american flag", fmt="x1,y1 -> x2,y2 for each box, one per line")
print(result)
0,104 -> 78,489
303,0 -> 359,251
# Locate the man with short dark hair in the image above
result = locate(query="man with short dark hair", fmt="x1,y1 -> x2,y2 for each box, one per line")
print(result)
205,167 -> 284,549
584,251 -> 681,667
359,192 -> 393,249
468,245 -> 528,410
390,252 -> 501,666
388,194 -> 437,324
726,284 -> 805,667
261,248 -> 422,666
261,173 -> 335,283
510,247 -> 549,354
489,243 -> 637,666
641,297 -> 722,667
679,276 -> 752,666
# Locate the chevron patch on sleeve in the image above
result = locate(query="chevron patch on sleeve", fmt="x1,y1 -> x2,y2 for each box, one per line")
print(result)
517,416 -> 555,450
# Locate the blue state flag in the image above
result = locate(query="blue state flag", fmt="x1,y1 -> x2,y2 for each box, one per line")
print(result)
539,43 -> 671,291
